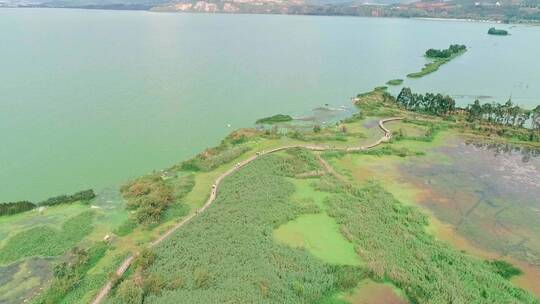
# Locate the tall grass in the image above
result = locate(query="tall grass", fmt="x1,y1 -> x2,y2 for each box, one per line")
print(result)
325,181 -> 539,303
109,154 -> 365,304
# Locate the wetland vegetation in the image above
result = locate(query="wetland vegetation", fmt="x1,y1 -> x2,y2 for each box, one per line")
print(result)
386,79 -> 404,86
1,84 -> 539,304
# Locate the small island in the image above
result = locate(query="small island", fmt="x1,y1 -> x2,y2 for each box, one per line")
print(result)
407,44 -> 467,78
255,114 -> 293,124
386,79 -> 404,86
488,27 -> 509,36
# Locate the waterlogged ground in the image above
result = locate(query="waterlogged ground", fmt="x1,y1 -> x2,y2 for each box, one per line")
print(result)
330,121 -> 540,297
340,280 -> 408,304
402,141 -> 540,265
400,140 -> 540,296
0,188 -> 128,304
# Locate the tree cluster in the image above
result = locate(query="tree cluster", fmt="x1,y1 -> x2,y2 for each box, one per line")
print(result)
467,99 -> 538,126
425,44 -> 466,58
0,200 -> 36,216
396,87 -> 456,115
39,189 -> 96,206
121,175 -> 174,226
1,189 -> 96,217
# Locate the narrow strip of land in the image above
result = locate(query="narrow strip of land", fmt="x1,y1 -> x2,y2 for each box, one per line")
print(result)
91,117 -> 402,304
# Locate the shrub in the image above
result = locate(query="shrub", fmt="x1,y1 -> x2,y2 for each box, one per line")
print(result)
117,280 -> 144,304
121,176 -> 173,226
487,260 -> 522,279
114,219 -> 138,236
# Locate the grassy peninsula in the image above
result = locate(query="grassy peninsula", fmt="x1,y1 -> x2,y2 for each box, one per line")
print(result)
1,85 -> 539,304
407,44 -> 467,78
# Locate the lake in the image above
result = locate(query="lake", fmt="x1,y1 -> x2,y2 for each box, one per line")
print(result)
1,9 -> 539,202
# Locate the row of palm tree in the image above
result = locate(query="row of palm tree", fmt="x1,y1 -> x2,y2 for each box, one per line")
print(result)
395,87 -> 540,133
396,87 -> 456,116
467,99 -> 540,130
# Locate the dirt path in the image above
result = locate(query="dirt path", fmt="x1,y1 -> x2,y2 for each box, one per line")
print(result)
91,117 -> 402,304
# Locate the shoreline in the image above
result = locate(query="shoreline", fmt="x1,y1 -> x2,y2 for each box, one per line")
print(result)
2,6 -> 540,25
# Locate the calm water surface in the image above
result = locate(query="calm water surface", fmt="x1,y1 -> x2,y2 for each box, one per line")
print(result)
1,9 -> 539,201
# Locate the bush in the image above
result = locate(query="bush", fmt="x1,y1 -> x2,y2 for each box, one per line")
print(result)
114,219 -> 138,236
121,176 -> 173,226
487,260 -> 522,279
117,280 -> 144,304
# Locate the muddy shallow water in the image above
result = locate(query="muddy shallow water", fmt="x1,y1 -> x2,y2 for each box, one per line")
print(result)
400,140 -> 540,275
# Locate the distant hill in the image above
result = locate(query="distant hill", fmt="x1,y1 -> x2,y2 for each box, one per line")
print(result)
2,0 -> 538,22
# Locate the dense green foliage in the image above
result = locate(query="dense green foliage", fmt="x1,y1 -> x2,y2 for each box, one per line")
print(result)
396,87 -> 456,115
0,211 -> 95,264
122,175 -> 174,225
256,114 -> 293,124
467,99 -> 540,141
488,27 -> 509,35
324,180 -> 539,304
407,44 -> 466,78
467,99 -> 536,127
386,79 -> 404,86
115,154 -> 365,304
121,173 -> 194,226
425,44 -> 467,58
395,87 -> 540,142
487,260 -> 523,279
0,189 -> 95,217
39,189 -> 96,206
0,200 -> 36,216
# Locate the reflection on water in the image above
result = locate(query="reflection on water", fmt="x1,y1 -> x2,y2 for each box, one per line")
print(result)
400,141 -> 540,268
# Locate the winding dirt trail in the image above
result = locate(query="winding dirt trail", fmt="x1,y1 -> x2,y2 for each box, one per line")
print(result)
91,117 -> 402,304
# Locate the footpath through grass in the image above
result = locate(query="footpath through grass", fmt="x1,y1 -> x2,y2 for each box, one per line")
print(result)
109,153 -> 366,304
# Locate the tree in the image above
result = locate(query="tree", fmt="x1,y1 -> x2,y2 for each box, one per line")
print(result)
532,106 -> 540,130
468,100 -> 483,122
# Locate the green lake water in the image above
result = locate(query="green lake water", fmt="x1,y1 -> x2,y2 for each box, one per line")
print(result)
1,9 -> 539,202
